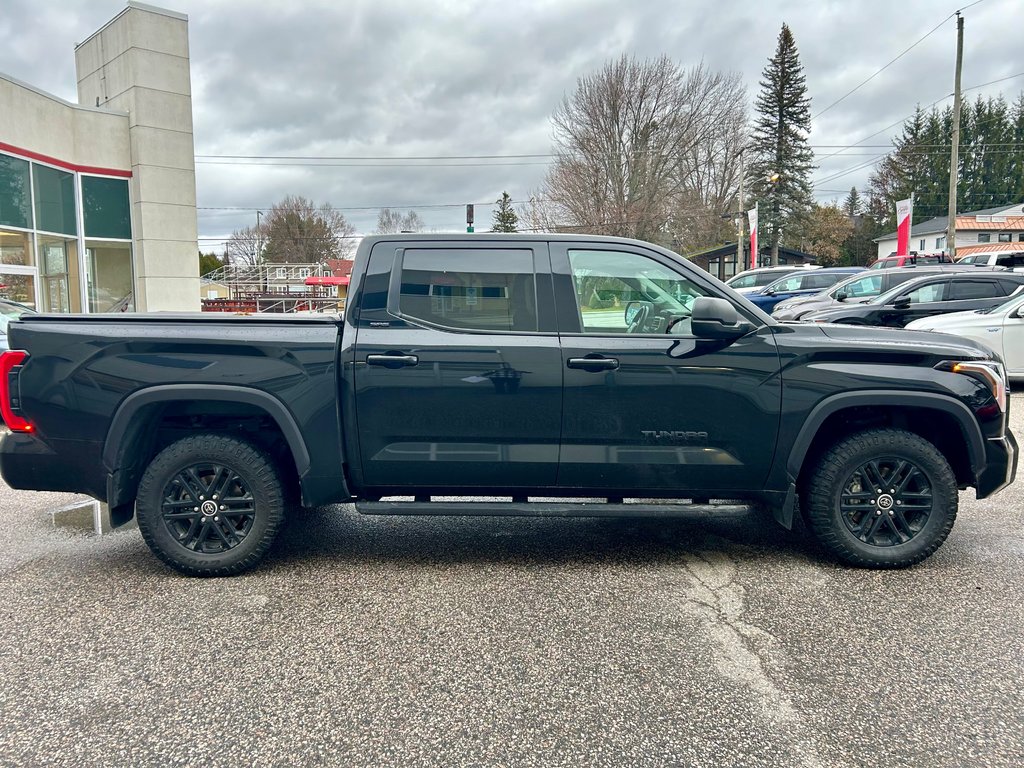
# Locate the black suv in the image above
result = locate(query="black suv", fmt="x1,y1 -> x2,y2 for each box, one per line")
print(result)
804,272 -> 1024,327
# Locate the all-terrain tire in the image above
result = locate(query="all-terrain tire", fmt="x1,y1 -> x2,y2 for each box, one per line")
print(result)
136,433 -> 285,577
803,428 -> 958,568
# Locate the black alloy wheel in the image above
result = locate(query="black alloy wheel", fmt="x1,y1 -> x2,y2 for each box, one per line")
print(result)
160,463 -> 256,554
838,458 -> 932,547
803,428 -> 958,568
136,434 -> 286,576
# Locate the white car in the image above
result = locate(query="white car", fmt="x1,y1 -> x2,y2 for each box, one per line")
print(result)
905,292 -> 1024,378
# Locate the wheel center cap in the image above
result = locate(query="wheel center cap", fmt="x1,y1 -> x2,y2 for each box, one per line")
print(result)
877,494 -> 894,510
200,500 -> 218,516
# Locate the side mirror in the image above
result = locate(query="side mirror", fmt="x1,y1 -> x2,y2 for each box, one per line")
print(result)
893,296 -> 912,310
836,292 -> 848,302
691,297 -> 752,340
763,288 -> 776,296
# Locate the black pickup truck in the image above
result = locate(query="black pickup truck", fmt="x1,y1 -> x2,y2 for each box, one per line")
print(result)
0,234 -> 1016,576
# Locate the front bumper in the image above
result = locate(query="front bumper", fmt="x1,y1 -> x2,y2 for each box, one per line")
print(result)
976,430 -> 1018,499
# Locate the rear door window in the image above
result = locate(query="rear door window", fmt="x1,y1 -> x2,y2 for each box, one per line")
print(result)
949,279 -> 1002,300
397,248 -> 538,332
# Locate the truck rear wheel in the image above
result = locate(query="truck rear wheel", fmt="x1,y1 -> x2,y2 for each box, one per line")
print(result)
135,434 -> 285,576
803,428 -> 958,568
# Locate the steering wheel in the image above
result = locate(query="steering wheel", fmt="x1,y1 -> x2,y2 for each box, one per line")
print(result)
626,303 -> 650,333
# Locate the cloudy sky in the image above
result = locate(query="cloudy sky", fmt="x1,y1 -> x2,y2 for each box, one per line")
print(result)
2,0 -> 1020,251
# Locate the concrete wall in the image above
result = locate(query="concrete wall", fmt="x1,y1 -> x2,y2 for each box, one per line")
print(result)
75,2 -> 199,311
0,75 -> 130,171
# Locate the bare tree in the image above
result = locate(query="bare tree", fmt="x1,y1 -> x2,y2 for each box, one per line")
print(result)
667,78 -> 748,252
376,208 -> 426,233
539,55 -> 746,248
262,195 -> 356,263
226,224 -> 263,266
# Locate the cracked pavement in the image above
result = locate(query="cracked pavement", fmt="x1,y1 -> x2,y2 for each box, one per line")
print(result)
0,397 -> 1022,767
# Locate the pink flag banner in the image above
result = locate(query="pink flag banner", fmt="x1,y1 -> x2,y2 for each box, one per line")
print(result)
748,207 -> 759,269
895,198 -> 913,256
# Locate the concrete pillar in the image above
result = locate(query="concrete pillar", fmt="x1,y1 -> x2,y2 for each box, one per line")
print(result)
74,2 -> 199,311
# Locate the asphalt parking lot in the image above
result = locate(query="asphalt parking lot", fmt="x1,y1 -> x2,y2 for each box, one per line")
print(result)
1,399 -> 1022,767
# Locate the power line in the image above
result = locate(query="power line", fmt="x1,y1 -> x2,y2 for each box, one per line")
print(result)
812,12 -> 956,120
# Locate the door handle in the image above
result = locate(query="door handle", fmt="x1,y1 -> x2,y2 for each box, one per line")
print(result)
567,356 -> 619,372
366,353 -> 419,369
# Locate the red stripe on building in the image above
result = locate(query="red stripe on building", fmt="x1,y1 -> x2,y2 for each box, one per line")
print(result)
0,140 -> 132,178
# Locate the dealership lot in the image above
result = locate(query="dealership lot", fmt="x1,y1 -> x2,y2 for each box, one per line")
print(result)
0,398 -> 1021,767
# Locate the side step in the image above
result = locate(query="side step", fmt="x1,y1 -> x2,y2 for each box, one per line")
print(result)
354,499 -> 752,518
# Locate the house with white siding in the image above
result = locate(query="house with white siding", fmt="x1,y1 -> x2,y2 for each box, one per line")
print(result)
873,202 -> 1024,259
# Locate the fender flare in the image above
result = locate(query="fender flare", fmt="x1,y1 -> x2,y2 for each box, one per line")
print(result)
102,384 -> 312,476
785,389 -> 986,481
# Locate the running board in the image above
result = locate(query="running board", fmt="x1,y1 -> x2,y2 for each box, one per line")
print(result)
354,500 -> 752,518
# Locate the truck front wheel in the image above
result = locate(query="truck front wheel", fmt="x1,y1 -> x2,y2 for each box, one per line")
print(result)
135,434 -> 285,576
803,428 -> 958,568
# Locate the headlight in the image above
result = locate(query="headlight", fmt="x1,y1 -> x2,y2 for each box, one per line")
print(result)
935,360 -> 1008,412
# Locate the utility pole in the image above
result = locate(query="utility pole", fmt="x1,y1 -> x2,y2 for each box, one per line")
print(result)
946,12 -> 964,260
733,148 -> 745,279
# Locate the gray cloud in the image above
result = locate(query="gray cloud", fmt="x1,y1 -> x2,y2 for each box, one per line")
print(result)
1,0 -> 1019,247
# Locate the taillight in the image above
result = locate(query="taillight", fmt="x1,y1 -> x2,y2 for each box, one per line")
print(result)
0,350 -> 33,433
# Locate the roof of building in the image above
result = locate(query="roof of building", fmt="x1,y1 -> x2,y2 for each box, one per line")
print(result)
874,202 -> 1024,241
955,242 -> 1024,256
686,242 -> 817,262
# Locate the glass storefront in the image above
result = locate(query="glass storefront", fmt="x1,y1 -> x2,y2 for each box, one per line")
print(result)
0,149 -> 133,313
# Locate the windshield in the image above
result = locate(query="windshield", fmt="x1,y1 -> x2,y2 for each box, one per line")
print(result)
0,301 -> 30,334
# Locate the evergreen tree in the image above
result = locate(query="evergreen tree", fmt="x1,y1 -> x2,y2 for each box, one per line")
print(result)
491,191 -> 519,232
868,91 -> 1024,227
747,24 -> 815,262
843,187 -> 862,217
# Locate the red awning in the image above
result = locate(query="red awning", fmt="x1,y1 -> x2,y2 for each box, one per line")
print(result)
304,276 -> 350,286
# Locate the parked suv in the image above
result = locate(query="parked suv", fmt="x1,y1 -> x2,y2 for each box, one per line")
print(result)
955,250 -> 1024,270
803,272 -> 1024,327
772,265 -> 1000,322
746,267 -> 865,314
725,265 -> 818,295
868,253 -> 952,270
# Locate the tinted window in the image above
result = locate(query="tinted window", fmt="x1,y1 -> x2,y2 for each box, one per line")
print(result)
82,176 -> 131,239
995,253 -> 1024,268
0,154 -> 32,229
398,248 -> 536,332
32,164 -> 77,235
568,249 -> 706,335
806,273 -> 844,290
1000,279 -> 1024,295
949,279 -> 1002,300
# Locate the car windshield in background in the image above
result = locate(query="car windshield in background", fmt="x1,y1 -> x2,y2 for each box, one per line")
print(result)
0,300 -> 31,334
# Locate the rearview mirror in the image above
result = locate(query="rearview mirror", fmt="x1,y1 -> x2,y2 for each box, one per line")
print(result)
691,297 -> 752,340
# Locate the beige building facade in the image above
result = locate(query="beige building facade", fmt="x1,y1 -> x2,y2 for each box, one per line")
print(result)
0,2 -> 198,313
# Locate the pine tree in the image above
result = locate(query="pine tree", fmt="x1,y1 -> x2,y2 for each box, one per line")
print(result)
747,24 -> 815,262
492,191 -> 519,232
843,187 -> 862,217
